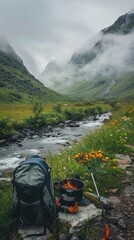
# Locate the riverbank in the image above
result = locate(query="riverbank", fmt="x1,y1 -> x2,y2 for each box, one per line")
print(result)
0,113 -> 112,175
0,101 -> 133,240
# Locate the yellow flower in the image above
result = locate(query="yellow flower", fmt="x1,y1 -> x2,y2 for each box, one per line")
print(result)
102,157 -> 109,162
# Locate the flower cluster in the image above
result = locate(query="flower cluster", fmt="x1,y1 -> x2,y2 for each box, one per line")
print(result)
121,116 -> 130,122
111,120 -> 119,125
74,150 -> 109,165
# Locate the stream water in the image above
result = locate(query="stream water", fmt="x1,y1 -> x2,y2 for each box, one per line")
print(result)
0,112 -> 112,175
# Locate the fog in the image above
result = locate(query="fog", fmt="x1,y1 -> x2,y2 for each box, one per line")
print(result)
81,32 -> 134,77
39,30 -> 134,93
0,0 -> 134,76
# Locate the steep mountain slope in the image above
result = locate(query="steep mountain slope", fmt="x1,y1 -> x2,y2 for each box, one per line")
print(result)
70,11 -> 134,67
40,11 -> 134,100
0,42 -> 68,103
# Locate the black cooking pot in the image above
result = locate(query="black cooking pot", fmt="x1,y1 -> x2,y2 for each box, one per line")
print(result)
59,178 -> 85,202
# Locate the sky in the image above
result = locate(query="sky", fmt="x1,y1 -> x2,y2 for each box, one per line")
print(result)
0,0 -> 133,76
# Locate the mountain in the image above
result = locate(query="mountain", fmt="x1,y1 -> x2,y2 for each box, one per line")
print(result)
39,60 -> 75,94
70,11 -> 134,67
0,41 -> 68,103
40,11 -> 134,100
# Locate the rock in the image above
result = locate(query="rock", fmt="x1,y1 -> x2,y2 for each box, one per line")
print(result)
121,178 -> 131,184
108,188 -> 119,194
123,185 -> 134,195
83,192 -> 101,208
59,232 -> 67,240
109,196 -> 121,205
8,132 -> 23,143
115,154 -> 132,165
126,165 -> 134,171
83,192 -> 112,209
116,235 -> 126,240
106,216 -> 119,225
59,204 -> 102,234
17,143 -> 23,147
99,196 -> 113,209
65,120 -> 72,124
118,218 -> 127,229
115,154 -> 132,161
18,226 -> 52,240
125,170 -> 133,176
47,126 -> 53,131
109,223 -> 120,237
0,139 -> 7,146
70,235 -> 80,240
59,123 -> 65,128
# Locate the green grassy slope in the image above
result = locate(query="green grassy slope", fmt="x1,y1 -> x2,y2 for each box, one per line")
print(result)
68,72 -> 134,100
0,50 -> 69,103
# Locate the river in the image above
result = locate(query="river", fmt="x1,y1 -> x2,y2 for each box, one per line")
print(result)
0,112 -> 112,175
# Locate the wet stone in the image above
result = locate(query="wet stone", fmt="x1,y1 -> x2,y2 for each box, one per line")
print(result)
118,219 -> 127,229
109,196 -> 121,205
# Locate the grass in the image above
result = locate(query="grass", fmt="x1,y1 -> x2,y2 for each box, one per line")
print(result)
0,183 -> 14,240
0,101 -> 111,120
47,100 -> 134,194
68,72 -> 134,100
0,99 -> 134,239
0,103 -> 54,120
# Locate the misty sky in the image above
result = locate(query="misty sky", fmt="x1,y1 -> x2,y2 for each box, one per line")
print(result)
0,0 -> 133,75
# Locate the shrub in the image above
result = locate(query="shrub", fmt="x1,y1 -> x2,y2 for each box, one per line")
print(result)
46,112 -> 64,126
53,104 -> 62,113
25,114 -> 46,129
32,101 -> 44,118
0,118 -> 16,139
63,108 -> 85,121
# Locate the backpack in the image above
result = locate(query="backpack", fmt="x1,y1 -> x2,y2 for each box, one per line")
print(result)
12,155 -> 58,235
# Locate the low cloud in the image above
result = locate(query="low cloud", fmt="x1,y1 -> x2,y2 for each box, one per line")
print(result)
39,31 -> 134,93
81,32 -> 134,78
0,0 -> 134,76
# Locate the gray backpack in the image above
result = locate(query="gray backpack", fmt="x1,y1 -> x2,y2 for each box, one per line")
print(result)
12,155 -> 58,234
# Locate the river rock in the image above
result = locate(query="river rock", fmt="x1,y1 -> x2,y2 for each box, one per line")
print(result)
59,123 -> 65,128
47,125 -> 53,131
0,139 -> 7,146
8,132 -> 23,142
69,123 -> 80,127
65,120 -> 72,124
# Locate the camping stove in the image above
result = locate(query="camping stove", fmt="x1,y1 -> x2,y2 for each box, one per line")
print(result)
59,178 -> 85,213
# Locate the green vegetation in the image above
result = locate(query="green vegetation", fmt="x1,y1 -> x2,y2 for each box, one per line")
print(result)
68,72 -> 134,101
0,49 -> 69,103
0,183 -> 15,240
0,101 -> 111,139
0,100 -> 134,239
